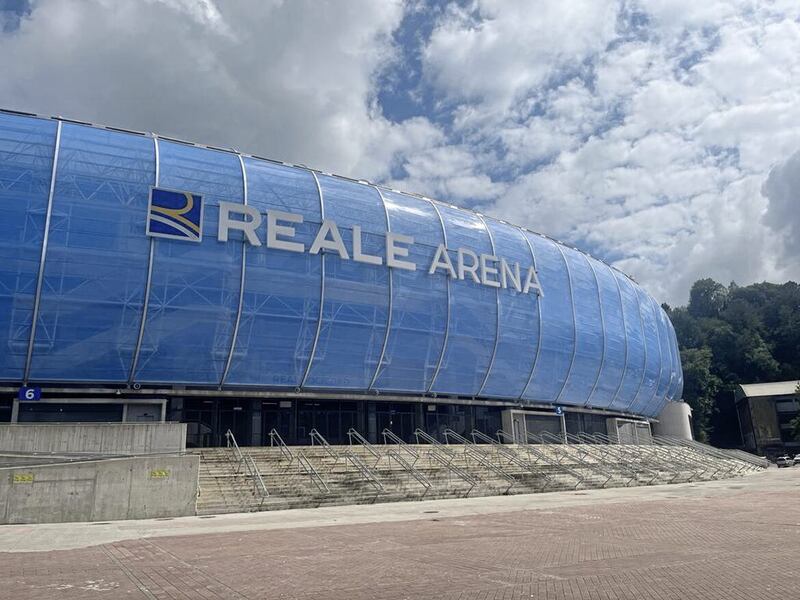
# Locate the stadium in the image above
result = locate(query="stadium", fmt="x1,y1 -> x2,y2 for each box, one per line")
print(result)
0,109 -> 685,448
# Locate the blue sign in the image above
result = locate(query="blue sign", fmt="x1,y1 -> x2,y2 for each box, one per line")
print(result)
146,187 -> 203,242
554,406 -> 563,415
18,386 -> 41,402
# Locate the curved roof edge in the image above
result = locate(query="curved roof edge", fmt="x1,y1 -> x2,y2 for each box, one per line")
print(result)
0,107 -> 649,290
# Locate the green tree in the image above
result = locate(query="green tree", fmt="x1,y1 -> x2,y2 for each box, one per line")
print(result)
688,278 -> 728,319
680,347 -> 721,442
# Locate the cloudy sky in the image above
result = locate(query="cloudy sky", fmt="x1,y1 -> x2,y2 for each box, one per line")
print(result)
1,0 -> 798,305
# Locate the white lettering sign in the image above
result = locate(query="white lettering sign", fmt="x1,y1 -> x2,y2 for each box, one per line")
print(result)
216,206 -> 543,295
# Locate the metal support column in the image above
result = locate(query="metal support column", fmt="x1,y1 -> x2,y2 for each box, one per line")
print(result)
300,171 -> 325,388
23,119 -> 62,384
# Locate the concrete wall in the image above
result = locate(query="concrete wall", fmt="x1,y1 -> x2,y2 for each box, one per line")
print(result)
0,454 -> 199,524
653,401 -> 694,440
0,423 -> 186,455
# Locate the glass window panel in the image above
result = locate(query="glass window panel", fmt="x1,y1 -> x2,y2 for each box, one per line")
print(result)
480,219 -> 540,398
225,158 -> 321,387
135,141 -> 243,384
372,190 -> 447,392
30,124 -> 154,382
521,234 -> 575,404
303,176 -> 389,389
0,114 -> 57,380
430,205 -> 496,396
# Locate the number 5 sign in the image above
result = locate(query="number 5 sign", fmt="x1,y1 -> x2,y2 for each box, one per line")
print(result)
18,386 -> 41,402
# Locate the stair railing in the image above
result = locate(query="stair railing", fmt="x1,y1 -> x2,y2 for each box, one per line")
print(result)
296,450 -> 330,494
268,429 -> 294,463
225,429 -> 269,505
514,431 -> 584,489
562,431 -> 638,486
471,429 -> 552,489
346,428 -> 382,466
309,428 -> 339,461
413,428 -> 477,495
381,428 -> 419,465
601,431 -> 708,480
538,430 -> 613,488
386,449 -> 432,496
441,428 -> 516,492
578,432 -> 669,484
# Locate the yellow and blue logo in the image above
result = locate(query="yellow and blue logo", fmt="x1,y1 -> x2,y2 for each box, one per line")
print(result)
146,187 -> 203,242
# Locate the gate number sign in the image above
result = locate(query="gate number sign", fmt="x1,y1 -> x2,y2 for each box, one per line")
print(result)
18,386 -> 42,402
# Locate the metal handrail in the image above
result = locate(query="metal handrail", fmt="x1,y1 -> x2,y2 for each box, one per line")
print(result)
387,449 -> 432,494
578,432 -> 670,483
225,429 -> 269,503
413,429 -> 477,494
611,432 -> 710,478
346,428 -> 381,462
538,430 -> 614,487
268,429 -> 294,463
343,451 -> 384,492
441,429 -> 516,491
297,450 -> 330,494
381,428 -> 419,460
443,428 -> 472,445
471,429 -> 552,488
562,432 -> 638,486
516,431 -> 584,489
309,428 -> 339,461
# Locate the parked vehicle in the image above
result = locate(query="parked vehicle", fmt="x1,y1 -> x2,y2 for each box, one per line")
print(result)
793,454 -> 800,466
775,455 -> 793,468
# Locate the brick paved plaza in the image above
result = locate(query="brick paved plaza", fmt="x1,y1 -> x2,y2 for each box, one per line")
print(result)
1,468 -> 798,600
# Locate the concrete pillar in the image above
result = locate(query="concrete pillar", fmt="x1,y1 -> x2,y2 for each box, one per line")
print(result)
10,399 -> 19,423
653,401 -> 693,440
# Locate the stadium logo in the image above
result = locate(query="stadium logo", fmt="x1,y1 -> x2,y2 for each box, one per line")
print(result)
146,187 -> 203,242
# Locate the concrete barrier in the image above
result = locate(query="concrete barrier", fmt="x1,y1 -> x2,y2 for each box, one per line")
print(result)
0,454 -> 199,524
0,423 -> 186,455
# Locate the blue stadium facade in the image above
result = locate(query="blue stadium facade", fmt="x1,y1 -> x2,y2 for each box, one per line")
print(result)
0,110 -> 683,445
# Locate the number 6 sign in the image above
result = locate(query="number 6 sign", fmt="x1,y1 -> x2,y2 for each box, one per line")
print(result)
18,386 -> 41,402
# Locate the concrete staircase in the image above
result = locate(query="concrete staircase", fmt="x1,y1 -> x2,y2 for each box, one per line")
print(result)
194,440 -> 764,515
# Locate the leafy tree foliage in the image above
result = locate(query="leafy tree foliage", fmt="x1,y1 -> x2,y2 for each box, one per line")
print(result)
667,280 -> 800,444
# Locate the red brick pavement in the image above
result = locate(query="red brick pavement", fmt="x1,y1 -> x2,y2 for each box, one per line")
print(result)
2,483 -> 799,599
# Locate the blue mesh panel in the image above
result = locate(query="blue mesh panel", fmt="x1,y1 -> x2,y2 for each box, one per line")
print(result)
667,320 -> 683,401
303,176 -> 389,389
479,220 -> 539,398
372,190 -> 446,392
610,272 -> 646,412
30,124 -> 154,382
664,318 -> 679,402
557,248 -> 603,407
629,286 -> 662,414
521,233 -> 575,404
586,261 -> 626,409
430,205 -> 496,396
225,158 -> 321,387
135,142 -> 243,383
649,304 -> 674,415
0,114 -> 57,380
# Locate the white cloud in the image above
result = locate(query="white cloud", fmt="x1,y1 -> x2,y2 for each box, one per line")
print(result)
411,0 -> 800,304
0,0 -> 437,179
1,0 -> 798,306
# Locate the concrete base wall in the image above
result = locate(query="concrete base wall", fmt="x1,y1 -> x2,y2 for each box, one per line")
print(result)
0,454 -> 199,524
0,423 -> 186,455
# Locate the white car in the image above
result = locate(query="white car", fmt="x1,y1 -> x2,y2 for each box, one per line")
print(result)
776,455 -> 793,468
794,454 -> 800,467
